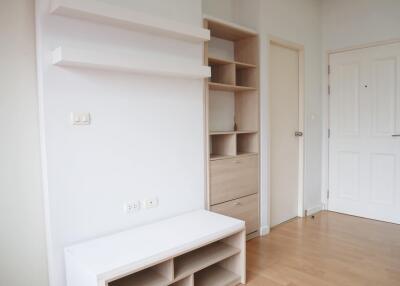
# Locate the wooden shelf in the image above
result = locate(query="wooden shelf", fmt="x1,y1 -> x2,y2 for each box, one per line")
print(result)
51,0 -> 210,42
52,47 -> 211,79
208,57 -> 257,69
170,276 -> 193,286
237,152 -> 258,158
204,15 -> 257,41
208,82 -> 256,92
109,268 -> 170,286
194,265 -> 240,286
210,154 -> 236,161
209,130 -> 258,135
210,152 -> 258,161
174,242 -> 240,280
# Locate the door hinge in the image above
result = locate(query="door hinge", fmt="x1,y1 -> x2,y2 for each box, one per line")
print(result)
328,85 -> 331,95
328,65 -> 331,75
327,189 -> 330,200
328,128 -> 331,138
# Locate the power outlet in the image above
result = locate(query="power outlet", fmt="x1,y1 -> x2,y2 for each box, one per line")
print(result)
124,201 -> 140,214
71,112 -> 91,125
143,198 -> 159,209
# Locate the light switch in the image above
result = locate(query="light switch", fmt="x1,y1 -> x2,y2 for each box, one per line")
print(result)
71,112 -> 91,125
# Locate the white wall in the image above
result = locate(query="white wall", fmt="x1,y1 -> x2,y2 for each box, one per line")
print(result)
0,1 -> 49,286
202,0 -> 323,229
202,0 -> 234,22
320,0 -> 400,206
35,1 -> 205,285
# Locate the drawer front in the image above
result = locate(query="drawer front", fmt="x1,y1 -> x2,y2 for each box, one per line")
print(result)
210,155 -> 258,205
211,194 -> 259,234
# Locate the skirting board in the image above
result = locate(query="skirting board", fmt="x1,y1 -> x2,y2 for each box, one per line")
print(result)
259,225 -> 269,236
305,204 -> 323,216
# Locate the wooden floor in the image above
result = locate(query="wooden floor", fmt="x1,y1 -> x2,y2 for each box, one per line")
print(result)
245,211 -> 400,286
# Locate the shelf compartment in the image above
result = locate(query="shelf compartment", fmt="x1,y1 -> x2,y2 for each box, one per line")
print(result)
210,134 -> 236,159
208,57 -> 256,69
236,67 -> 257,88
109,260 -> 173,286
169,276 -> 194,286
210,63 -> 235,85
204,15 -> 257,41
51,0 -> 210,43
52,47 -> 211,79
235,91 -> 259,131
174,241 -> 240,280
209,82 -> 256,92
209,130 -> 258,135
194,264 -> 240,286
234,37 -> 259,66
237,132 -> 258,154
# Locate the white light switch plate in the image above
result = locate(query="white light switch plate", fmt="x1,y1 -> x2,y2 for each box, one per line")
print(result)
143,198 -> 159,209
71,112 -> 91,125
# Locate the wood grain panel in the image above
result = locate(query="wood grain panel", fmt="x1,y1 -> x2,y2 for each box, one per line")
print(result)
210,156 -> 258,205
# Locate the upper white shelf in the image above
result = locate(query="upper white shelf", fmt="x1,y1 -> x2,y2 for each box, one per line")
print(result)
50,0 -> 210,43
52,46 -> 211,79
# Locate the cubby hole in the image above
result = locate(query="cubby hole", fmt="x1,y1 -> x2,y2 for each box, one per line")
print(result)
210,63 -> 235,85
193,256 -> 241,286
235,91 -> 259,132
236,67 -> 257,88
209,90 -> 235,132
234,37 -> 258,66
237,132 -> 258,156
174,241 -> 240,281
109,259 -> 173,286
169,276 -> 193,286
210,134 -> 236,160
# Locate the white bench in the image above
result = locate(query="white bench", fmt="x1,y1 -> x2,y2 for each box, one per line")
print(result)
65,210 -> 246,286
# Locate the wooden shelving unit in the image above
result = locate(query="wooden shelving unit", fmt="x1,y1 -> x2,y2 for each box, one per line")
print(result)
52,47 -> 211,79
50,0 -> 210,43
204,16 -> 260,238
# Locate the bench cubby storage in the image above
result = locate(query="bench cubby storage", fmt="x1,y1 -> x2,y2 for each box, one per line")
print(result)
65,210 -> 245,286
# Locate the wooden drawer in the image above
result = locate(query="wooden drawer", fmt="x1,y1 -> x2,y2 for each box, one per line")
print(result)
210,155 -> 258,205
211,194 -> 259,234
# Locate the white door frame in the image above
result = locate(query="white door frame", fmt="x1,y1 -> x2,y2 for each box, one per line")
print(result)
267,35 -> 305,229
323,38 -> 400,210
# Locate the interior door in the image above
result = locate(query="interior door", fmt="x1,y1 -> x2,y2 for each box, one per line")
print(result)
329,42 -> 400,224
270,42 -> 300,227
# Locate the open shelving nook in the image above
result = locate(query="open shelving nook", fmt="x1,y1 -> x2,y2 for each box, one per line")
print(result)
108,233 -> 244,286
204,16 -> 260,237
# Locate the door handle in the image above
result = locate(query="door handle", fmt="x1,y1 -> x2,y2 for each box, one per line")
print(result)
392,134 -> 400,137
295,131 -> 303,137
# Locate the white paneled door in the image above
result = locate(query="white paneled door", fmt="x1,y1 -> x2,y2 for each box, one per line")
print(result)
329,42 -> 400,224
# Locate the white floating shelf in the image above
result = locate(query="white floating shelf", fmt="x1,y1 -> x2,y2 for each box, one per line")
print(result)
52,47 -> 211,79
50,0 -> 210,43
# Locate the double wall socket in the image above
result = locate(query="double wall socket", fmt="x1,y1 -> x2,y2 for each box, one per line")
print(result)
124,198 -> 159,214
124,201 -> 140,213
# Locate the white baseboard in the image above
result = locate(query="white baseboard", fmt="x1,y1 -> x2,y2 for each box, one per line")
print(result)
305,204 -> 323,216
260,225 -> 270,236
